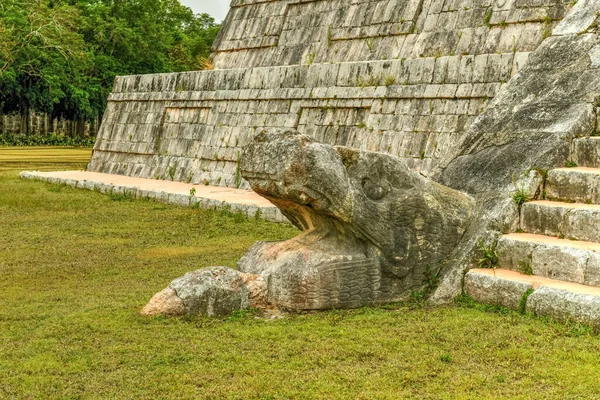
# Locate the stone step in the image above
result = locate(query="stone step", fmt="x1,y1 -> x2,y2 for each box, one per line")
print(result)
546,167 -> 600,204
465,269 -> 600,329
521,200 -> 600,242
572,137 -> 600,168
497,233 -> 600,286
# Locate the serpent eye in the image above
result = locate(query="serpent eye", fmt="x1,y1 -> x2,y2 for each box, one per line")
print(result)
362,178 -> 388,201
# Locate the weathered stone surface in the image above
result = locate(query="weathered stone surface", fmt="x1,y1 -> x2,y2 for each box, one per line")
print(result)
546,168 -> 600,204
572,137 -> 600,167
169,267 -> 249,317
498,233 -> 600,285
527,286 -> 600,328
85,0 -> 571,188
464,270 -> 533,310
553,0 -> 600,36
240,273 -> 269,309
522,201 -> 600,242
238,130 -> 474,310
140,287 -> 186,317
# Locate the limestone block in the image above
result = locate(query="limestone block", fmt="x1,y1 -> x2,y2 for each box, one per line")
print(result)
169,267 -> 250,317
546,168 -> 600,203
527,286 -> 600,328
572,138 -> 600,167
522,202 -> 600,242
464,270 -> 533,310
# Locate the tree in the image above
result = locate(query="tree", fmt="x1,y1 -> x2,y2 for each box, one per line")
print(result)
0,0 -> 221,136
0,0 -> 88,135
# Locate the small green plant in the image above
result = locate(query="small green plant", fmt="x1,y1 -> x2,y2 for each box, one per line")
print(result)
357,75 -> 381,87
477,239 -> 498,269
484,8 -> 493,27
440,353 -> 452,363
189,187 -> 197,197
518,288 -> 534,314
306,51 -> 316,65
409,290 -> 428,307
512,188 -> 529,206
383,75 -> 396,86
424,264 -> 442,295
364,37 -> 375,52
564,160 -> 578,168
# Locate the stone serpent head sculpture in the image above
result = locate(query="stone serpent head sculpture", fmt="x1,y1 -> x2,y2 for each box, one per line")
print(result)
237,129 -> 474,310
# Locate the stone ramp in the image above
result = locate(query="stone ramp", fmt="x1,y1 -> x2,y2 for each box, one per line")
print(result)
19,170 -> 288,223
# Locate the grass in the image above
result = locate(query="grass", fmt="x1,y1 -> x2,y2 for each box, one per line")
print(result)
2,148 -> 600,398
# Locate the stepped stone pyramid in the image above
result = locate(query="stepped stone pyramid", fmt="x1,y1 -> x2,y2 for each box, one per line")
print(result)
85,0 -> 600,322
88,0 -> 554,185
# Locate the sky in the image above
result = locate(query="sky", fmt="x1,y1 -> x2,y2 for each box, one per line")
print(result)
180,0 -> 230,22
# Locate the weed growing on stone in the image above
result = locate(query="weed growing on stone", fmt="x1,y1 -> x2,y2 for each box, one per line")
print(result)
477,239 -> 499,268
564,160 -> 578,168
512,188 -> 530,206
484,8 -> 493,27
383,75 -> 396,86
364,37 -> 375,52
518,288 -> 535,314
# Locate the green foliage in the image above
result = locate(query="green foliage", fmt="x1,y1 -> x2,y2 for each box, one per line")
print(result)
477,239 -> 499,269
518,288 -> 534,315
564,160 -> 578,168
383,75 -> 396,86
109,190 -> 136,202
512,188 -> 530,206
483,8 -> 493,27
0,0 -> 220,135
0,133 -> 95,147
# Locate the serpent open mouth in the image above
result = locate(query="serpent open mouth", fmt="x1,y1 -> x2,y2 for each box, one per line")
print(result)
237,129 -> 474,310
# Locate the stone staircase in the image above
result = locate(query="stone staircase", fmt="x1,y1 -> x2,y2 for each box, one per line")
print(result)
465,137 -> 600,329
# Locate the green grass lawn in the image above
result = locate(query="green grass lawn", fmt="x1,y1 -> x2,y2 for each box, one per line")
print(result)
1,147 -> 600,399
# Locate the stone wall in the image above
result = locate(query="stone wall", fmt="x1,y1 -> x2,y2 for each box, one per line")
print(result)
214,0 -> 568,68
89,0 -> 573,188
